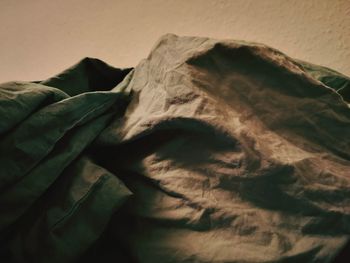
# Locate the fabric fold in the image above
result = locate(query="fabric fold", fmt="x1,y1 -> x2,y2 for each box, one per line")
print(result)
1,35 -> 350,263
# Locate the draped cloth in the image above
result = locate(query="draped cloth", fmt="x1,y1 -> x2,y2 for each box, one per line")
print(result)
1,34 -> 350,263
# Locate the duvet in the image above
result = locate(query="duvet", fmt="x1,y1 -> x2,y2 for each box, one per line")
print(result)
0,34 -> 350,263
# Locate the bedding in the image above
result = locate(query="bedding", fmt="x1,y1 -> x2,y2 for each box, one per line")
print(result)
0,34 -> 350,263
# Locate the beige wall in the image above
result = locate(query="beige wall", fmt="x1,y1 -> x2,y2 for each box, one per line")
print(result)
0,0 -> 349,83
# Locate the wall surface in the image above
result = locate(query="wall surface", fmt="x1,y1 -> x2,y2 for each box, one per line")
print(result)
0,0 -> 349,83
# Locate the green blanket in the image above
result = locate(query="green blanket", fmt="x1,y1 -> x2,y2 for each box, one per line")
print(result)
1,34 -> 350,263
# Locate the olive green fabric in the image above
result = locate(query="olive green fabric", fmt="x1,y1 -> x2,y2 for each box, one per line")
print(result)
1,35 -> 350,263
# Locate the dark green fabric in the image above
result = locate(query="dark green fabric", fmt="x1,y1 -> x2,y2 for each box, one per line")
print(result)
1,35 -> 350,263
295,59 -> 350,102
0,59 -> 133,262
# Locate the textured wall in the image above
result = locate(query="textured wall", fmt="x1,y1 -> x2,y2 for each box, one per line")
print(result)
0,0 -> 349,83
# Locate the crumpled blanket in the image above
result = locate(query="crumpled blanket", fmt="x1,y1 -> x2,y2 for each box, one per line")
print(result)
1,34 -> 350,263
